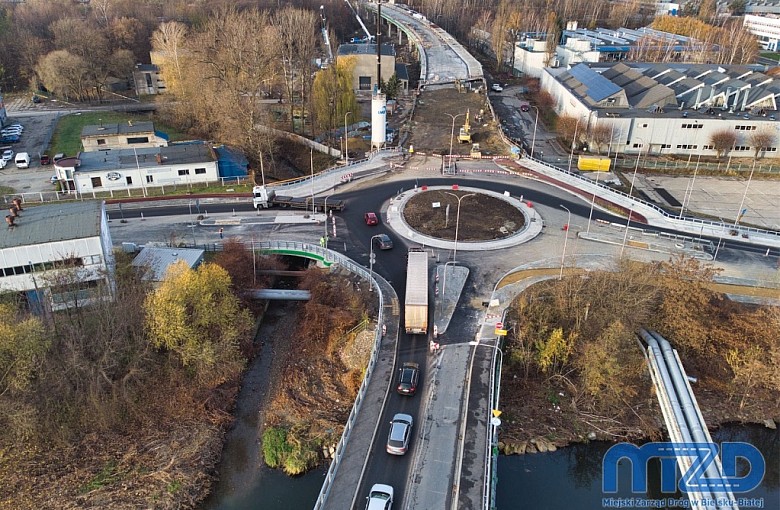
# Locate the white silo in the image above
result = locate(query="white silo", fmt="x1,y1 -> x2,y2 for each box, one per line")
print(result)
371,91 -> 387,149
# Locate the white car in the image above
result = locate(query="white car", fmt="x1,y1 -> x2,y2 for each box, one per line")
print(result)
365,484 -> 393,510
1,149 -> 13,162
491,83 -> 504,92
1,128 -> 22,136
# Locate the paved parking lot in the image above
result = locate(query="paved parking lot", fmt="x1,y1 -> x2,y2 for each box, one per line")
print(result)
0,112 -> 60,194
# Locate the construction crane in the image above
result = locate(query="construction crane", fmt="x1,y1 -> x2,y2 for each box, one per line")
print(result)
458,109 -> 472,144
320,5 -> 334,64
344,0 -> 375,42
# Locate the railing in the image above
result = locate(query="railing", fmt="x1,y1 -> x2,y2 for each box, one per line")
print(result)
247,241 -> 384,510
518,153 -> 780,240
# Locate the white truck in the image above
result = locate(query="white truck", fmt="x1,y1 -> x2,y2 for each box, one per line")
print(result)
252,185 -> 346,212
404,249 -> 429,335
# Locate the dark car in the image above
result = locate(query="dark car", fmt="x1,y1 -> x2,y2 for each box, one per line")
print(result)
40,154 -> 51,165
374,233 -> 393,250
397,362 -> 419,395
0,135 -> 20,144
364,212 -> 379,225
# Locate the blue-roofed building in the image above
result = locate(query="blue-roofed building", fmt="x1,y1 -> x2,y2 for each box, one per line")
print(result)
541,61 -> 780,159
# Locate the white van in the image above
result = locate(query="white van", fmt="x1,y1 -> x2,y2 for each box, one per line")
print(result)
15,152 -> 30,169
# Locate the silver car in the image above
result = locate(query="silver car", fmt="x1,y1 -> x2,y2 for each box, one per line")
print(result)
386,413 -> 413,455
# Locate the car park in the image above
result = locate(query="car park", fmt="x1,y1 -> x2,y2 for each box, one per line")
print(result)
386,413 -> 413,455
374,233 -> 393,250
396,362 -> 419,395
365,484 -> 393,510
1,149 -> 13,162
364,212 -> 379,225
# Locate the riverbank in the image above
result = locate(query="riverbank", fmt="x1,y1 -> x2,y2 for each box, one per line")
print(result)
496,262 -> 780,456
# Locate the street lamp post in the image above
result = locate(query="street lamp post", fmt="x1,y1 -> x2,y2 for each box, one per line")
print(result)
567,117 -> 583,173
559,205 -> 571,280
734,159 -> 757,227
323,192 -> 335,246
369,234 -> 383,291
530,105 -> 540,158
444,113 -> 465,172
344,111 -> 352,164
469,338 -> 504,504
620,138 -> 643,256
310,148 -> 315,215
444,191 -> 476,263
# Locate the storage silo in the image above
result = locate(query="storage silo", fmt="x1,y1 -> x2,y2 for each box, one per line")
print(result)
371,91 -> 387,149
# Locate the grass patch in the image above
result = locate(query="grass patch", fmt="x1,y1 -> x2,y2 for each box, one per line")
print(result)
48,112 -> 191,157
80,460 -> 120,493
0,186 -> 15,196
760,52 -> 780,62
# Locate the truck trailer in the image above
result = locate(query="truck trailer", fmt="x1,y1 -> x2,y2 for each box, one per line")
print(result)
404,249 -> 429,335
252,185 -> 346,212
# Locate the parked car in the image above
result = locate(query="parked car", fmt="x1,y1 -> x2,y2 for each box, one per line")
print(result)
1,129 -> 22,137
14,152 -> 30,169
374,233 -> 393,250
364,212 -> 379,225
491,83 -> 503,92
0,135 -> 20,144
365,484 -> 393,510
53,153 -> 65,162
40,154 -> 51,165
396,362 -> 419,395
1,149 -> 13,162
386,413 -> 413,455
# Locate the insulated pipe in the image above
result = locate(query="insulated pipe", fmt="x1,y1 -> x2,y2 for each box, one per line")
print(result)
640,330 -> 708,506
673,347 -> 740,509
650,331 -> 734,509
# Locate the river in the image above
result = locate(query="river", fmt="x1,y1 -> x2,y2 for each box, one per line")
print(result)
497,424 -> 779,510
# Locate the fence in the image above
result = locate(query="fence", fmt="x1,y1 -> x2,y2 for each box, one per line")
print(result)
2,176 -> 252,206
610,155 -> 780,175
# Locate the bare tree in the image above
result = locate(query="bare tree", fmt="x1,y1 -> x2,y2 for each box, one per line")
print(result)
151,21 -> 188,96
544,11 -> 560,66
589,123 -> 612,154
709,129 -> 737,159
273,7 -> 319,134
748,129 -> 775,159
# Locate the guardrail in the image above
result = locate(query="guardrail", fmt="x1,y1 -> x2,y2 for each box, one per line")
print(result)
519,154 -> 780,241
250,241 -> 384,510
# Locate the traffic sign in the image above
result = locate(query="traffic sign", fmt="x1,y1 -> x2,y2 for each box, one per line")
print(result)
495,321 -> 503,330
495,329 -> 508,336
369,253 -> 376,263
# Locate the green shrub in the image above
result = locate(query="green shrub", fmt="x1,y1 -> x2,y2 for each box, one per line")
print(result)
262,426 -> 292,469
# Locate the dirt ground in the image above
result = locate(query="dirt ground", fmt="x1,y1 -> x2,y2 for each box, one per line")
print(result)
405,88 -> 509,156
403,190 -> 525,241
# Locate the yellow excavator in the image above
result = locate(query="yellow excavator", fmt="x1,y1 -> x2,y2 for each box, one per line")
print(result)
458,109 -> 472,143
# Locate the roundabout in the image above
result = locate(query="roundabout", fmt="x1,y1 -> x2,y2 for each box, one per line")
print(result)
385,185 -> 543,250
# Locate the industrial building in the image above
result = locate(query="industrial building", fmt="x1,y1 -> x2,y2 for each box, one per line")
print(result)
0,200 -> 115,312
541,62 -> 780,158
81,121 -> 169,151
